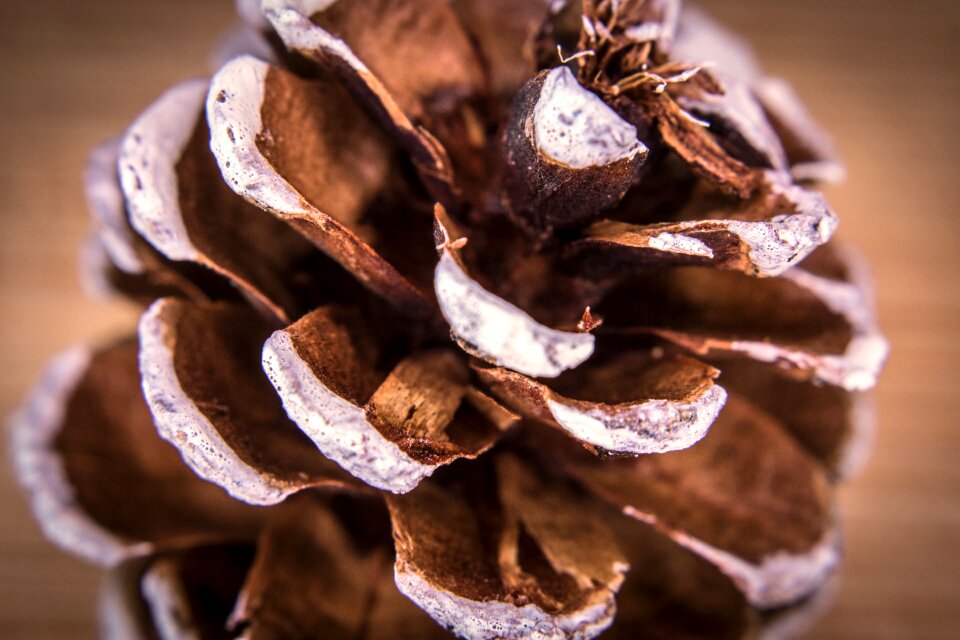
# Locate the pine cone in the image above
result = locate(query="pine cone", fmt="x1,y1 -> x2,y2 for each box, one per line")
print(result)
13,1 -> 888,638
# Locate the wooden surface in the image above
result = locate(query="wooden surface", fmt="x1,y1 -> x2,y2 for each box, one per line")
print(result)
0,1 -> 957,638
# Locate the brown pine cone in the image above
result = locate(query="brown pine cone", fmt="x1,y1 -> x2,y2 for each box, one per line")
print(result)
12,1 -> 888,638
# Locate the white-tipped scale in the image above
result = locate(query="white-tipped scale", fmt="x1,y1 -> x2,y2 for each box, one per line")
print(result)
260,0 -> 453,186
725,171 -> 838,277
138,299 -> 299,505
119,80 -> 207,266
578,171 -> 838,277
533,67 -> 646,169
434,213 -> 595,379
625,509 -> 843,609
394,569 -> 618,640
261,330 -> 439,494
545,384 -> 727,454
206,54 -> 432,317
769,248 -> 886,391
677,73 -> 790,173
86,139 -> 144,275
10,347 -> 149,566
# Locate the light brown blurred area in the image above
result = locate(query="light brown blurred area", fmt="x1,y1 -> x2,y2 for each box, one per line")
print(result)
0,0 -> 957,638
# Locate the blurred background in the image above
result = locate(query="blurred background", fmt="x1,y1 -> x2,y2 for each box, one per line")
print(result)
0,0 -> 957,638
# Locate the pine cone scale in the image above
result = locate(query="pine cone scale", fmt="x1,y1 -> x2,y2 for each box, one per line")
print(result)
10,340 -> 269,567
208,56 -> 437,319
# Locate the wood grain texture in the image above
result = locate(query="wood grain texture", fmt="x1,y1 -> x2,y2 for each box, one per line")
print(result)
0,0 -> 957,638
